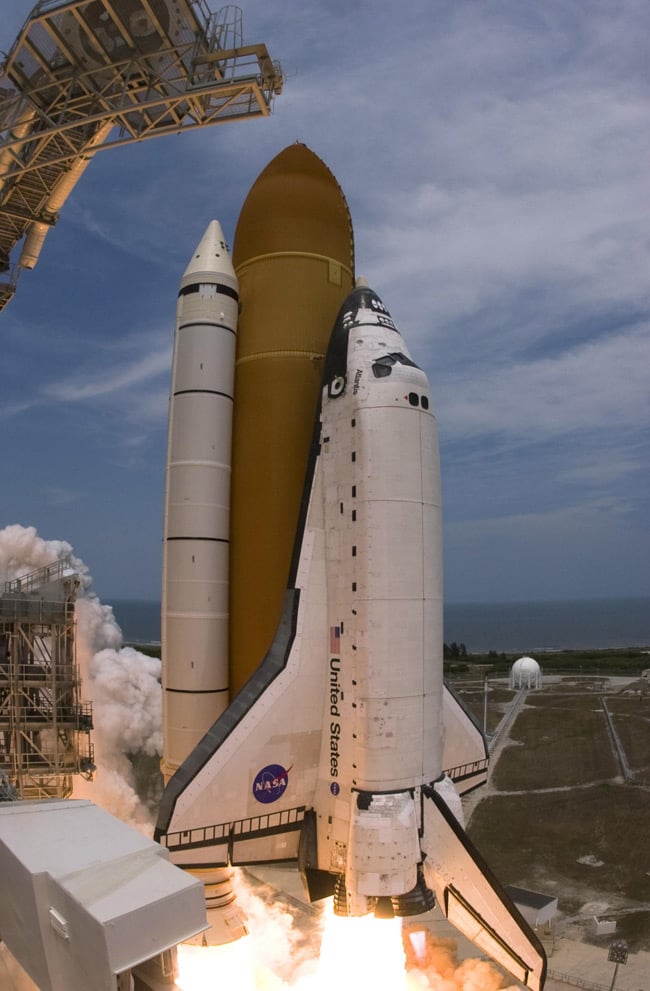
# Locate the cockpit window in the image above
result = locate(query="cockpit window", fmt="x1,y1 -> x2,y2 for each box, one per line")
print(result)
371,352 -> 420,378
372,358 -> 393,378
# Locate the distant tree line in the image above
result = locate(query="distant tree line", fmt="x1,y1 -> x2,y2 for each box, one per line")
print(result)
443,641 -> 467,659
442,644 -> 647,678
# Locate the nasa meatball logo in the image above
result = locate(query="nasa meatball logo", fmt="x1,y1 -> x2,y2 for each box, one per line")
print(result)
253,763 -> 291,804
330,782 -> 340,796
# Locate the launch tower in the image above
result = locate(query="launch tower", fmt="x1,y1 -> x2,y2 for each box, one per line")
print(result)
0,0 -> 283,310
0,558 -> 94,799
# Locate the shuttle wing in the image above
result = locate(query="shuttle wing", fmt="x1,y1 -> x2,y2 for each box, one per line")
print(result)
421,784 -> 546,991
156,452 -> 329,869
442,683 -> 489,794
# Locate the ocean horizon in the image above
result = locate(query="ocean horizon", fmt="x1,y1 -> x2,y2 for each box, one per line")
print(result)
106,596 -> 650,654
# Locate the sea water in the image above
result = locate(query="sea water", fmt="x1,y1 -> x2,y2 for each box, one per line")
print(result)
108,597 -> 650,653
444,597 -> 650,652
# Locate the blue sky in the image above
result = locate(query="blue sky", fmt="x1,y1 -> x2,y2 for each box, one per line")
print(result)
1,0 -> 648,604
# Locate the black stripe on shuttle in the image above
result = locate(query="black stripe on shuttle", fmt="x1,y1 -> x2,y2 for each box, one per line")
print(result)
173,389 -> 233,400
175,855 -> 298,870
178,320 -> 236,335
178,282 -> 239,301
287,367 -> 328,586
165,687 -> 228,695
165,536 -> 229,543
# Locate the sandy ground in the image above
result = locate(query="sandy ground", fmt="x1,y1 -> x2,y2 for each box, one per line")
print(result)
545,938 -> 650,991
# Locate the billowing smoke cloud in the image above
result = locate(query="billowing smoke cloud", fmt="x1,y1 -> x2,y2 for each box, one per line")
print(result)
0,524 -> 162,830
0,524 -> 90,588
74,596 -> 163,829
235,871 -> 324,988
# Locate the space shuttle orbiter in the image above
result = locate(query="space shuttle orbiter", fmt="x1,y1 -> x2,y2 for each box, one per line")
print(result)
156,280 -> 546,991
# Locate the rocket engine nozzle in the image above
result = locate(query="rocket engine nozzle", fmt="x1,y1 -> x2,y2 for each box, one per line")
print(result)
332,866 -> 436,920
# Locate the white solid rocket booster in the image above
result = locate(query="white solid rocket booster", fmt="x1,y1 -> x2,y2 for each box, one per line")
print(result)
161,220 -> 238,782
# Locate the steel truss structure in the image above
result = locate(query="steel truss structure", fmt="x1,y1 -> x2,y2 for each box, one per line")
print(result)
0,558 -> 94,799
0,0 -> 283,309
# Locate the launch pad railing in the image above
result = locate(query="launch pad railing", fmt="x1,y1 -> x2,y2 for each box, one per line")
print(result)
3,557 -> 75,596
162,804 -> 306,853
444,758 -> 489,784
547,971 -> 610,991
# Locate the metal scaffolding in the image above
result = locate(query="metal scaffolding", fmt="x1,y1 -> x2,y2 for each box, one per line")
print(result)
0,0 -> 283,309
0,557 -> 94,799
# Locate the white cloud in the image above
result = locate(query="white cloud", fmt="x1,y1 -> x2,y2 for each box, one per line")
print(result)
436,321 -> 650,441
447,497 -> 631,542
43,486 -> 84,506
44,345 -> 171,403
559,458 -> 642,486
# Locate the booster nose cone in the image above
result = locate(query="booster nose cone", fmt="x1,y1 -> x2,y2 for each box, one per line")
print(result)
182,219 -> 236,284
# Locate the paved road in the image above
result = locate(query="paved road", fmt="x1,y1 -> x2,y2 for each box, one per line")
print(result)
546,937 -> 650,991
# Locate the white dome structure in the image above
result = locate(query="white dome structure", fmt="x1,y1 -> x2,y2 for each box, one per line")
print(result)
510,656 -> 542,689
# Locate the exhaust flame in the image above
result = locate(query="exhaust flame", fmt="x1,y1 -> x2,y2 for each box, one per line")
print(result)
177,939 -> 256,991
177,896 -> 408,991
175,894 -> 520,991
314,903 -> 408,990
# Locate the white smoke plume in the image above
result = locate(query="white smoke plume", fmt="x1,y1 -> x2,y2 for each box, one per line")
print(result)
0,524 -> 162,831
0,523 -> 90,588
74,596 -> 163,830
235,871 -> 323,988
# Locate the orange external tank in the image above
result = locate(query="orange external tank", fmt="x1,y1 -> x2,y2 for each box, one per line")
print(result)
230,144 -> 354,693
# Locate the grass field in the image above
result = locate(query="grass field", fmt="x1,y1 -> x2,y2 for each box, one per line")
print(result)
492,702 -> 619,790
468,785 -> 650,905
450,684 -> 516,734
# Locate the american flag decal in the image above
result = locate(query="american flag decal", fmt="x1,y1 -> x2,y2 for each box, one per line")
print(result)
330,625 -> 341,653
